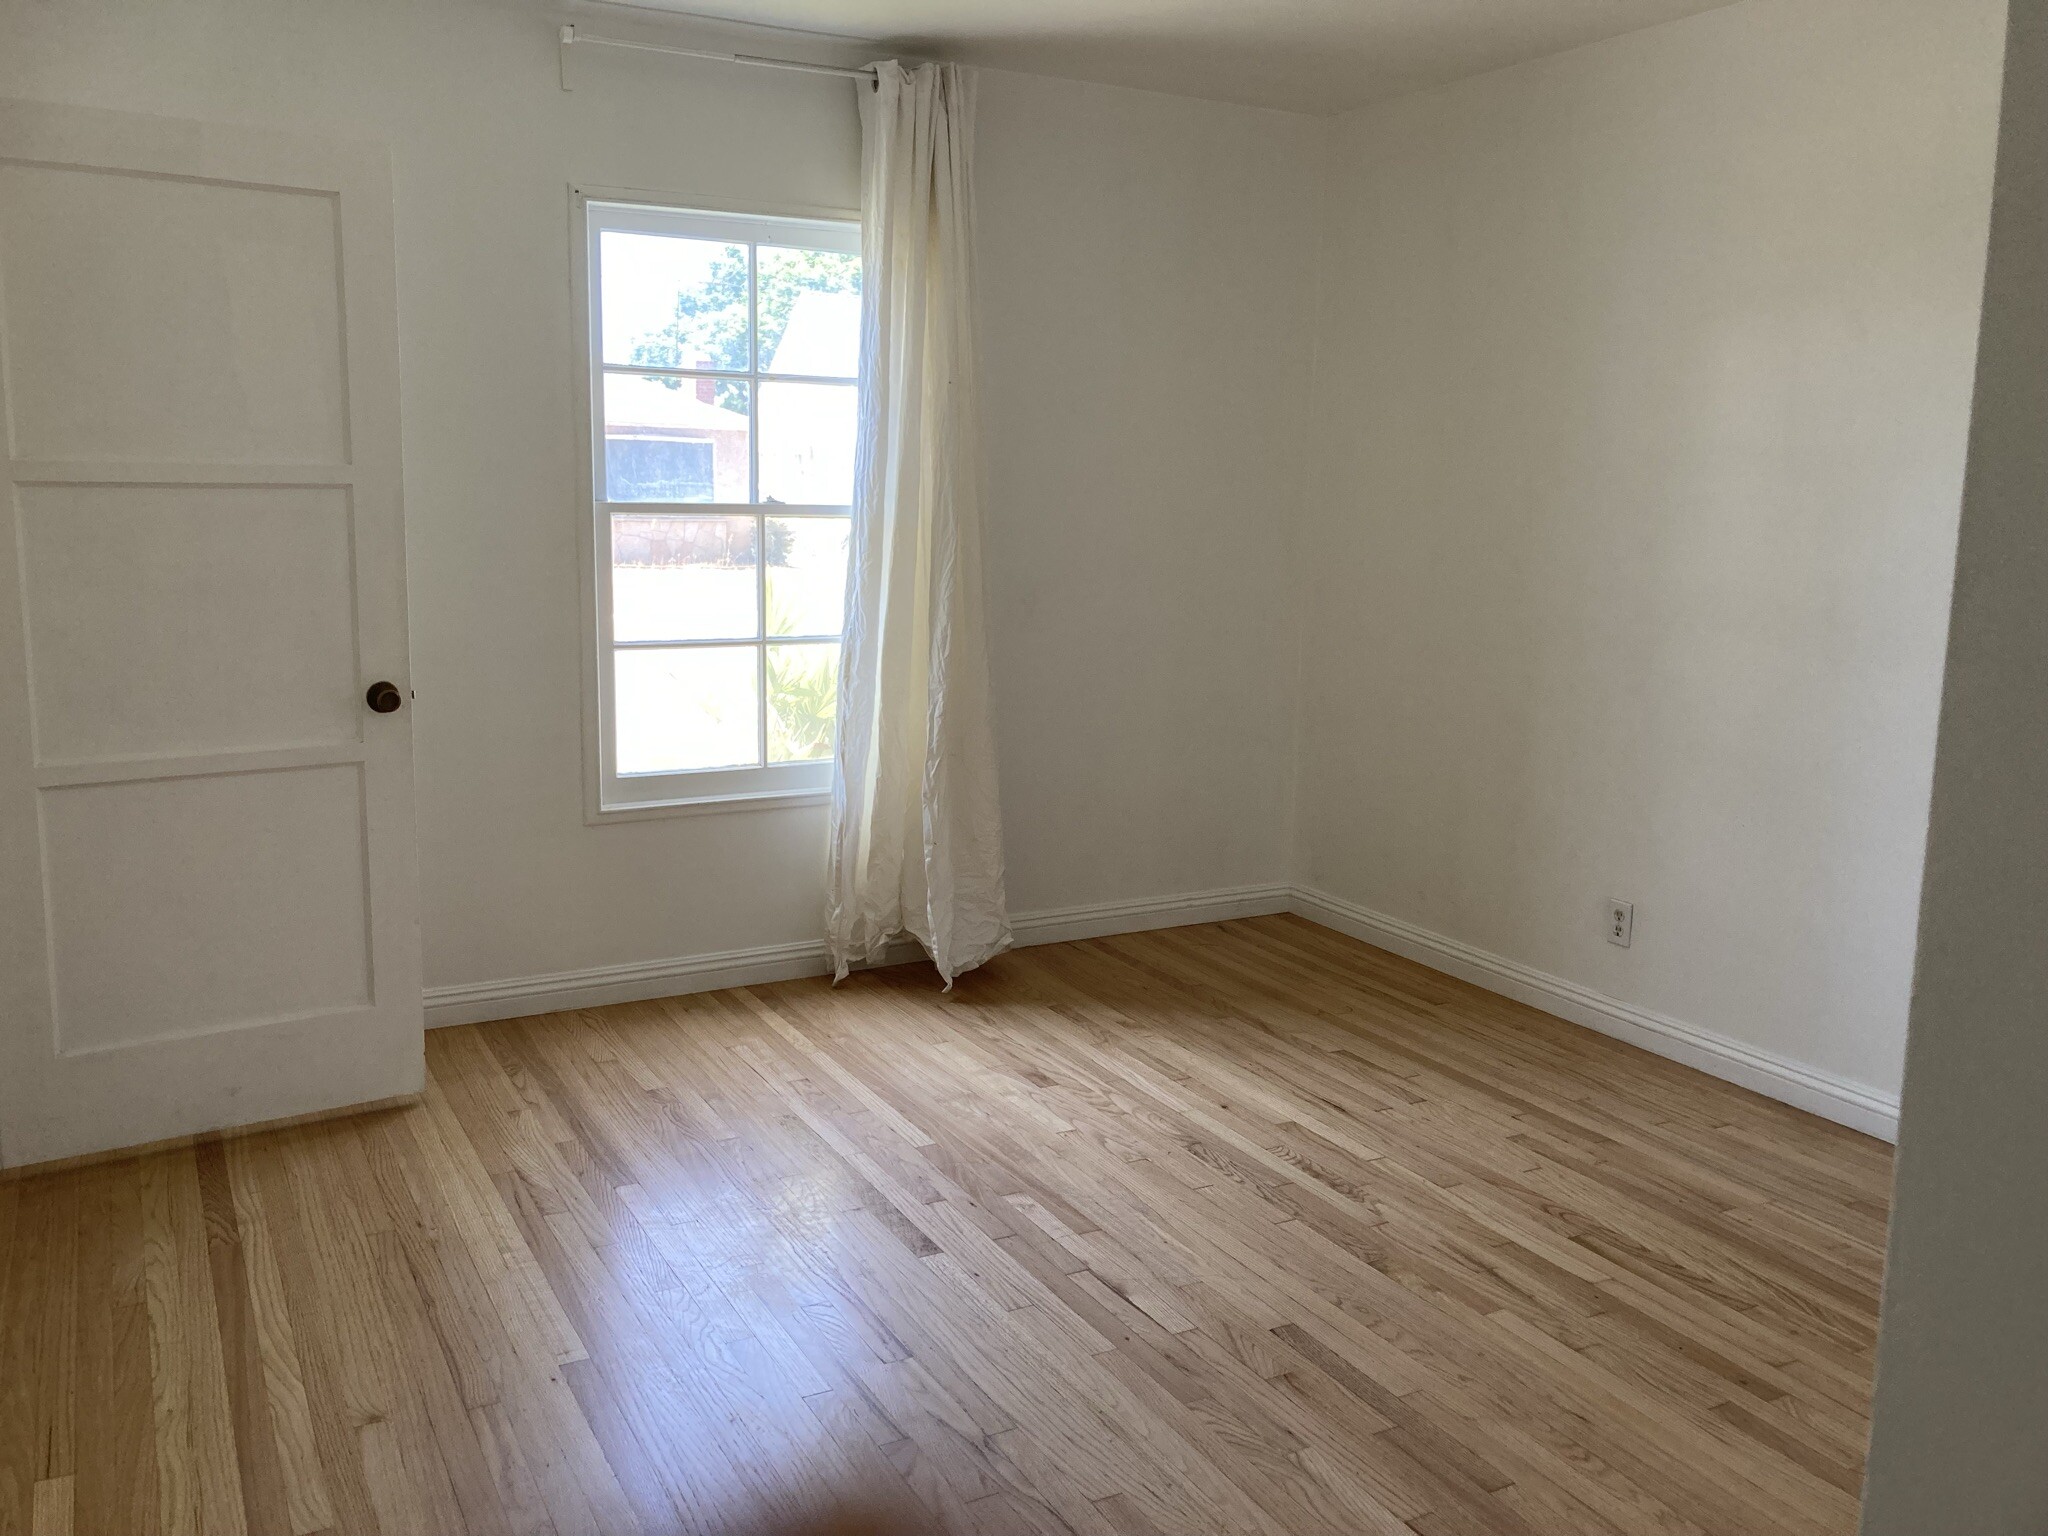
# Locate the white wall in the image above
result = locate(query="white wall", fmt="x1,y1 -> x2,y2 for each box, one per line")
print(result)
1293,0 -> 2005,1108
0,0 -> 1322,999
977,71 -> 1321,912
1862,1 -> 2048,1525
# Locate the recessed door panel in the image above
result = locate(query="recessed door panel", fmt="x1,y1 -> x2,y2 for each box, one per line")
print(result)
0,163 -> 348,463
42,766 -> 372,1052
18,484 -> 360,762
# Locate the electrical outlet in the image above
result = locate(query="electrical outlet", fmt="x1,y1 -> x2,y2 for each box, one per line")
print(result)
1605,898 -> 1634,948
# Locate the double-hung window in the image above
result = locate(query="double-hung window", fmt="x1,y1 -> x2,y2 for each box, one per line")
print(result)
581,197 -> 860,812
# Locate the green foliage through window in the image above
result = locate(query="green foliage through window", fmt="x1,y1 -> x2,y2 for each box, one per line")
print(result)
767,636 -> 839,764
631,245 -> 861,384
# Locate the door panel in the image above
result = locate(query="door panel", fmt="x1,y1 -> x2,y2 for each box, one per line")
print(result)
42,766 -> 373,1052
0,99 -> 421,1167
0,162 -> 349,464
19,484 -> 360,761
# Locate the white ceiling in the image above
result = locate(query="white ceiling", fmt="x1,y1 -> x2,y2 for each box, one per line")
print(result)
608,0 -> 1744,113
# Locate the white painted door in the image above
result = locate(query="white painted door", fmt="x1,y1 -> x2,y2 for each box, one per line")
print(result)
0,100 -> 422,1168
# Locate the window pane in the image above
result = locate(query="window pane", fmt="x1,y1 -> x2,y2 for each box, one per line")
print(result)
614,645 -> 760,774
759,381 -> 855,506
759,246 -> 861,378
612,515 -> 758,642
603,374 -> 750,503
767,642 -> 840,763
599,231 -> 750,371
766,517 -> 850,638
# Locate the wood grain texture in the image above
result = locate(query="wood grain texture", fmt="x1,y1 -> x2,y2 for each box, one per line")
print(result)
0,916 -> 1889,1534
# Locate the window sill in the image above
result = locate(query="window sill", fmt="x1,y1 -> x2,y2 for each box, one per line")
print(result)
588,787 -> 830,825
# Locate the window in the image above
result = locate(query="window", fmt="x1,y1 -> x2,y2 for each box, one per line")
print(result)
581,198 -> 861,811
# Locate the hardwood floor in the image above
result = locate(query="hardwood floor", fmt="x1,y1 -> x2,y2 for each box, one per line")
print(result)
0,915 -> 1893,1536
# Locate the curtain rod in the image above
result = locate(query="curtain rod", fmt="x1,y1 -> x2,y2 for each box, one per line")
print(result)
557,24 -> 878,88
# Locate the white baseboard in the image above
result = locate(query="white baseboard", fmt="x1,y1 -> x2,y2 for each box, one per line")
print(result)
1010,883 -> 1293,947
422,882 -> 1292,1029
423,938 -> 843,1027
1290,886 -> 1900,1142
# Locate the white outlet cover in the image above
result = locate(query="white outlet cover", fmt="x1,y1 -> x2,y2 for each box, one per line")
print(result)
1606,898 -> 1634,948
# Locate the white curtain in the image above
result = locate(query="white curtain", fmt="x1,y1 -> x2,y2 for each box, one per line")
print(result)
826,60 -> 1011,986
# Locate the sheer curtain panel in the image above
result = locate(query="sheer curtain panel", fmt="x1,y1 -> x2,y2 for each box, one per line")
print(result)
826,60 -> 1011,986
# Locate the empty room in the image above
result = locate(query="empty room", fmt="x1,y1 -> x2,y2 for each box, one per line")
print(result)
2,0 -> 2045,1531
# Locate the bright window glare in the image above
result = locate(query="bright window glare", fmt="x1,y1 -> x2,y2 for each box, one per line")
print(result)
600,232 -> 748,371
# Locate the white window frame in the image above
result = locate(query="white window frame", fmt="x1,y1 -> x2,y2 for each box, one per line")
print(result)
572,188 -> 862,820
